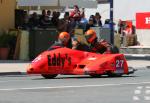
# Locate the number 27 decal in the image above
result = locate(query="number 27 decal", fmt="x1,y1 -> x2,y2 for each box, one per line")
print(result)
116,60 -> 124,68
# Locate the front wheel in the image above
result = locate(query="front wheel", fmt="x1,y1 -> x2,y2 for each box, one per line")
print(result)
41,74 -> 58,79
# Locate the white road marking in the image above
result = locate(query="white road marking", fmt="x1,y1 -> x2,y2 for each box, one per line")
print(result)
144,96 -> 150,101
0,80 -> 25,83
137,86 -> 143,89
133,86 -> 150,101
145,90 -> 150,94
134,90 -> 141,95
146,86 -> 150,89
1,81 -> 150,91
133,96 -> 140,101
0,81 -> 9,83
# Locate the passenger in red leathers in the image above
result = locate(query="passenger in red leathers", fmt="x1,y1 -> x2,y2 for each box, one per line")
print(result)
85,29 -> 119,54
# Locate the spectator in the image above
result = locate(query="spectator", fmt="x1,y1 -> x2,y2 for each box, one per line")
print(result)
94,12 -> 102,27
69,17 -> 76,36
80,8 -> 85,18
70,5 -> 81,22
39,10 -> 53,28
28,12 -> 39,29
51,11 -> 60,27
118,20 -> 126,34
103,19 -> 111,28
90,15 -> 96,24
56,11 -> 61,20
57,12 -> 70,33
21,11 -> 29,30
132,25 -> 136,34
42,16 -> 53,28
123,25 -> 132,35
85,18 -> 95,32
47,10 -> 52,20
39,9 -> 47,27
39,9 -> 47,19
79,9 -> 88,31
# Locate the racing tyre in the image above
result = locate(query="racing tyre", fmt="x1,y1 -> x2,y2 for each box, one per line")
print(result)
110,45 -> 119,54
107,73 -> 122,77
89,74 -> 101,78
115,73 -> 123,77
41,74 -> 58,79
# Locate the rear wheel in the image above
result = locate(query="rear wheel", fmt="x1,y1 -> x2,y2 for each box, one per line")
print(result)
89,74 -> 101,78
41,74 -> 58,79
107,73 -> 122,77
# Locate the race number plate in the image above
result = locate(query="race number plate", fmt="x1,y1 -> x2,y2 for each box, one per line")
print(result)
115,60 -> 124,74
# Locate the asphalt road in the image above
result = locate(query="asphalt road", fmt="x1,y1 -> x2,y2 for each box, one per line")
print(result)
0,67 -> 150,103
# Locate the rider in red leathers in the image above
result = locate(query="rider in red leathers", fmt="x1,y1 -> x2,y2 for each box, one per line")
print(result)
48,32 -> 72,50
84,29 -> 119,54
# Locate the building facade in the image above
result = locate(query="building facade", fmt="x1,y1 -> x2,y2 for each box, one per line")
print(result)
86,0 -> 150,46
114,0 -> 150,46
0,0 -> 16,31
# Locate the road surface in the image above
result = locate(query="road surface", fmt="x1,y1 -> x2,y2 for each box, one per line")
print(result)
0,66 -> 150,103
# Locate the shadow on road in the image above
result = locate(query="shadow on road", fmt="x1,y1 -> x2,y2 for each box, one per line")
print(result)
31,75 -> 138,80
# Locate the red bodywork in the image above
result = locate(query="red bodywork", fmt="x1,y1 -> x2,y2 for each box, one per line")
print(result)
27,48 -> 129,77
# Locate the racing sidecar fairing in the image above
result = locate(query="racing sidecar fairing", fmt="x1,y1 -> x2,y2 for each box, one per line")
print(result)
27,47 -> 134,79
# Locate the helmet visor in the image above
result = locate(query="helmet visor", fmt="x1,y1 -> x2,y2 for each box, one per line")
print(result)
59,37 -> 69,44
85,34 -> 93,41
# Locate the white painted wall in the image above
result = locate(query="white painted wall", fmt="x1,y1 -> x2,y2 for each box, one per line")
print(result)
114,0 -> 150,21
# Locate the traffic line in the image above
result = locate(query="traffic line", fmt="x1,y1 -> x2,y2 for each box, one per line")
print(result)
134,90 -> 141,95
1,81 -> 150,91
0,80 -> 25,83
145,90 -> 150,94
0,72 -> 26,76
133,86 -> 150,101
146,86 -> 150,89
144,96 -> 150,101
137,86 -> 143,89
133,96 -> 140,101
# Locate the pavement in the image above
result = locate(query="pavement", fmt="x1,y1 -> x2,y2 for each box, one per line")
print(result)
0,61 -> 29,75
124,54 -> 150,60
0,54 -> 150,75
